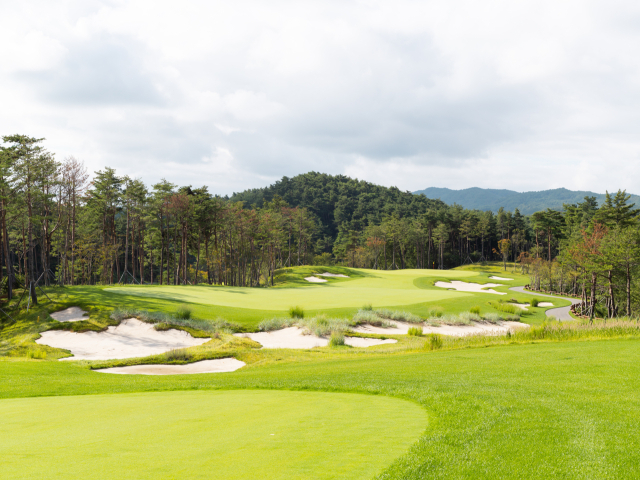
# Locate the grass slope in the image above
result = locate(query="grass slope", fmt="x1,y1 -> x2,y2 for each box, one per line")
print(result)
2,338 -> 640,478
0,389 -> 426,480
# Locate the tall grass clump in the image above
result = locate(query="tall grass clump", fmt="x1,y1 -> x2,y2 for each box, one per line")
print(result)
163,348 -> 192,361
258,317 -> 295,332
27,348 -> 46,359
530,298 -> 539,308
488,301 -> 521,317
328,331 -> 346,346
110,308 -> 241,334
469,306 -> 481,315
375,309 -> 422,323
299,315 -> 350,336
426,334 -> 443,350
289,306 -> 305,319
175,305 -> 192,320
352,309 -> 394,327
426,306 -> 444,318
407,326 -> 423,336
362,303 -> 373,311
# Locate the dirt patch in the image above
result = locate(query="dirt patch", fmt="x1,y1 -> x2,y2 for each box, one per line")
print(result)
50,307 -> 89,323
94,358 -> 245,375
36,319 -> 210,361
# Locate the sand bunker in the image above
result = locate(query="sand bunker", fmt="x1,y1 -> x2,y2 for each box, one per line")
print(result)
435,280 -> 506,295
489,276 -> 513,281
235,327 -> 397,349
50,307 -> 89,323
353,320 -> 528,336
36,319 -> 210,361
94,358 -> 245,375
317,272 -> 349,277
513,302 -> 554,310
304,276 -> 327,283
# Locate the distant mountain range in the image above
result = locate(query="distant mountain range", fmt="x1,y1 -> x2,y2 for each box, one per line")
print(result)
413,187 -> 640,215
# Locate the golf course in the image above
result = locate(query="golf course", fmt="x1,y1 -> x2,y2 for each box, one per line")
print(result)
2,263 -> 639,479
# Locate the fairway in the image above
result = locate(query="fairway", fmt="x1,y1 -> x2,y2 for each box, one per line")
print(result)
0,390 -> 427,480
106,268 -> 478,310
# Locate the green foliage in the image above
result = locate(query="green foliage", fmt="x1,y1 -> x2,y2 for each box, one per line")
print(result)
407,326 -> 423,336
175,305 -> 192,320
163,348 -> 192,361
289,306 -> 305,319
258,317 -> 294,332
469,306 -> 481,315
426,306 -> 444,318
488,301 -> 521,317
530,298 -> 539,308
362,303 -> 373,311
329,331 -> 346,347
426,334 -> 443,350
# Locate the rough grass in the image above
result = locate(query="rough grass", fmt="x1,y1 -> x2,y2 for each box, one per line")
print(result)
407,326 -> 423,337
488,301 -> 522,317
329,331 -> 346,346
289,306 -> 305,319
110,308 -> 241,335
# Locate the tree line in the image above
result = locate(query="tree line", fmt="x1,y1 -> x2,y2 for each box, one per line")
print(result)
1,135 -> 638,317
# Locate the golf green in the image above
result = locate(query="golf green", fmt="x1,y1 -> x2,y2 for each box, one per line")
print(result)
0,389 -> 427,480
105,268 -> 477,310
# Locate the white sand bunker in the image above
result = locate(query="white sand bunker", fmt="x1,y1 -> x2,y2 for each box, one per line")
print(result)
489,276 -> 513,281
435,281 -> 506,295
304,276 -> 327,283
513,302 -> 553,310
353,320 -> 528,337
317,272 -> 349,277
50,307 -> 89,323
36,319 -> 210,361
234,327 -> 396,349
94,358 -> 245,375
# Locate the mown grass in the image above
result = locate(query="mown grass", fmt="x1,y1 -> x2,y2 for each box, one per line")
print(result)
2,336 -> 640,478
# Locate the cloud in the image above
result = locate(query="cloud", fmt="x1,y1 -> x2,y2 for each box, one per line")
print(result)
1,0 -> 640,195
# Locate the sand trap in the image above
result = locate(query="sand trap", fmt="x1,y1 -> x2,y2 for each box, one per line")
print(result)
304,276 -> 327,283
513,302 -> 554,310
36,319 -> 210,361
234,327 -> 397,349
50,307 -> 89,323
317,272 -> 349,277
94,358 -> 245,375
353,320 -> 528,336
489,276 -> 513,281
435,280 -> 506,295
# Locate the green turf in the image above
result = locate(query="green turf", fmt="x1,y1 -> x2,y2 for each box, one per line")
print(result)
2,337 -> 640,478
105,268 -> 477,310
0,389 -> 426,480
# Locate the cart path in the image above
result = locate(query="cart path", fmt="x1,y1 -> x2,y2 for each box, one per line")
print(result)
509,286 -> 581,321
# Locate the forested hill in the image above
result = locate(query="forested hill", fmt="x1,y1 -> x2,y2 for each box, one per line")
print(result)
231,172 -> 445,240
413,187 -> 640,215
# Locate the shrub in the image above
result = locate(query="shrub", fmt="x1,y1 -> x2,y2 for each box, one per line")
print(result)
289,306 -> 305,319
164,348 -> 192,361
426,306 -> 444,318
328,331 -> 346,346
258,317 -> 294,332
175,306 -> 192,320
407,326 -> 423,336
427,334 -> 443,350
362,303 -> 373,311
530,298 -> 539,308
469,306 -> 481,315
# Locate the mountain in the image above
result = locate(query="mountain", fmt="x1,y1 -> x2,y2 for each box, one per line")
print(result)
412,187 -> 640,215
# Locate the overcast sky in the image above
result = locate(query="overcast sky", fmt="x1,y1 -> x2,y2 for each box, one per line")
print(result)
2,0 -> 640,195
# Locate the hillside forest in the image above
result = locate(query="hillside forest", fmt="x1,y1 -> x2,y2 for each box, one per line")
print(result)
1,135 -> 638,318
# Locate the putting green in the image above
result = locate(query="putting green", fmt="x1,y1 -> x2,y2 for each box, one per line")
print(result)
0,389 -> 427,480
106,268 -> 477,310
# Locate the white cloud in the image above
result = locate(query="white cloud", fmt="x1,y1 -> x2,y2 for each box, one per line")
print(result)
1,0 -> 639,195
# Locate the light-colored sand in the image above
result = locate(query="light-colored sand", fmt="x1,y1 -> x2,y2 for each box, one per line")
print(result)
513,302 -> 554,310
435,280 -> 506,295
353,320 -> 528,336
317,272 -> 349,277
36,319 -> 210,361
94,358 -> 245,375
50,307 -> 89,323
489,276 -> 513,281
304,276 -> 327,283
234,327 -> 397,349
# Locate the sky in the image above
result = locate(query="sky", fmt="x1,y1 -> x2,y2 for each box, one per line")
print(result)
1,0 -> 640,196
